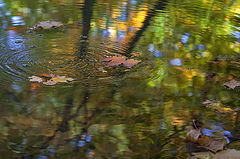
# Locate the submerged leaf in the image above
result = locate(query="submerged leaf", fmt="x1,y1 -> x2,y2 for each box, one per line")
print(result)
189,152 -> 213,159
223,79 -> 240,89
213,149 -> 240,159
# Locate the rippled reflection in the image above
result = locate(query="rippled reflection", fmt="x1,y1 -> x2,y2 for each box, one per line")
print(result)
0,0 -> 240,158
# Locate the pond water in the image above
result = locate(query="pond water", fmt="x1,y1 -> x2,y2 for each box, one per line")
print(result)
0,0 -> 240,158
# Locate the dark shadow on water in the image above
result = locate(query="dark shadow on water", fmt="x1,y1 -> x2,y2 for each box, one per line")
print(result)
75,0 -> 96,59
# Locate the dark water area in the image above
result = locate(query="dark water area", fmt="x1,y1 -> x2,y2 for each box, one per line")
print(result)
0,0 -> 240,158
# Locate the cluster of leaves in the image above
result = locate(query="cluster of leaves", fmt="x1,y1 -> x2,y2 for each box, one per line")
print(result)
29,74 -> 75,86
101,55 -> 141,68
186,121 -> 240,158
186,126 -> 226,152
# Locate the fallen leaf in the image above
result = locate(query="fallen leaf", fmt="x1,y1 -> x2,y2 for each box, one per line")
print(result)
33,21 -> 63,30
101,56 -> 141,68
107,56 -> 126,67
43,75 -> 75,86
213,149 -> 240,159
223,79 -> 240,89
186,128 -> 201,143
198,135 -> 225,152
123,59 -> 141,68
28,76 -> 43,82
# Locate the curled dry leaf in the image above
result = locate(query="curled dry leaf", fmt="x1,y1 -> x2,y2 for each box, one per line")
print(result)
28,76 -> 43,83
223,79 -> 240,89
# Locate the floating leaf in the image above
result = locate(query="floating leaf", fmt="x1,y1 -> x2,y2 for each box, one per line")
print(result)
223,79 -> 240,89
43,75 -> 75,86
101,55 -> 140,68
32,21 -> 63,30
29,74 -> 75,86
123,59 -> 141,68
28,76 -> 43,82
107,56 -> 126,67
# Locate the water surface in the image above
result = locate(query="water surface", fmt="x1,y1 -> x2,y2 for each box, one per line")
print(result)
0,0 -> 240,158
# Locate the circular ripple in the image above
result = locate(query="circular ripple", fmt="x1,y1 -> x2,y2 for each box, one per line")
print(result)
0,49 -> 47,79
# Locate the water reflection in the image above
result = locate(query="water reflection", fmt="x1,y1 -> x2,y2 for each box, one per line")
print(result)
0,0 -> 240,158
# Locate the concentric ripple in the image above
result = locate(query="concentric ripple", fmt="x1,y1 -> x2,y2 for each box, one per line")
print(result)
0,49 -> 47,80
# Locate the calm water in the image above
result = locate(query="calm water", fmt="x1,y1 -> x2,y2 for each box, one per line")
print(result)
0,0 -> 240,158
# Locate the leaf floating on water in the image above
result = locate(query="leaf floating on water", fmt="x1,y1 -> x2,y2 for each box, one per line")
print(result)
223,79 -> 240,89
107,56 -> 126,67
123,59 -> 141,68
43,75 -> 75,86
32,21 -> 63,30
28,76 -> 43,83
29,74 -> 75,86
101,55 -> 140,68
213,149 -> 240,159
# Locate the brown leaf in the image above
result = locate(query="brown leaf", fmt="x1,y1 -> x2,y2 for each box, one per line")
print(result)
198,135 -> 225,153
107,56 -> 126,67
186,128 -> 201,143
43,75 -> 75,86
198,135 -> 212,147
123,59 -> 141,68
34,21 -> 63,30
223,79 -> 240,89
101,56 -> 140,68
213,149 -> 240,159
28,76 -> 43,82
